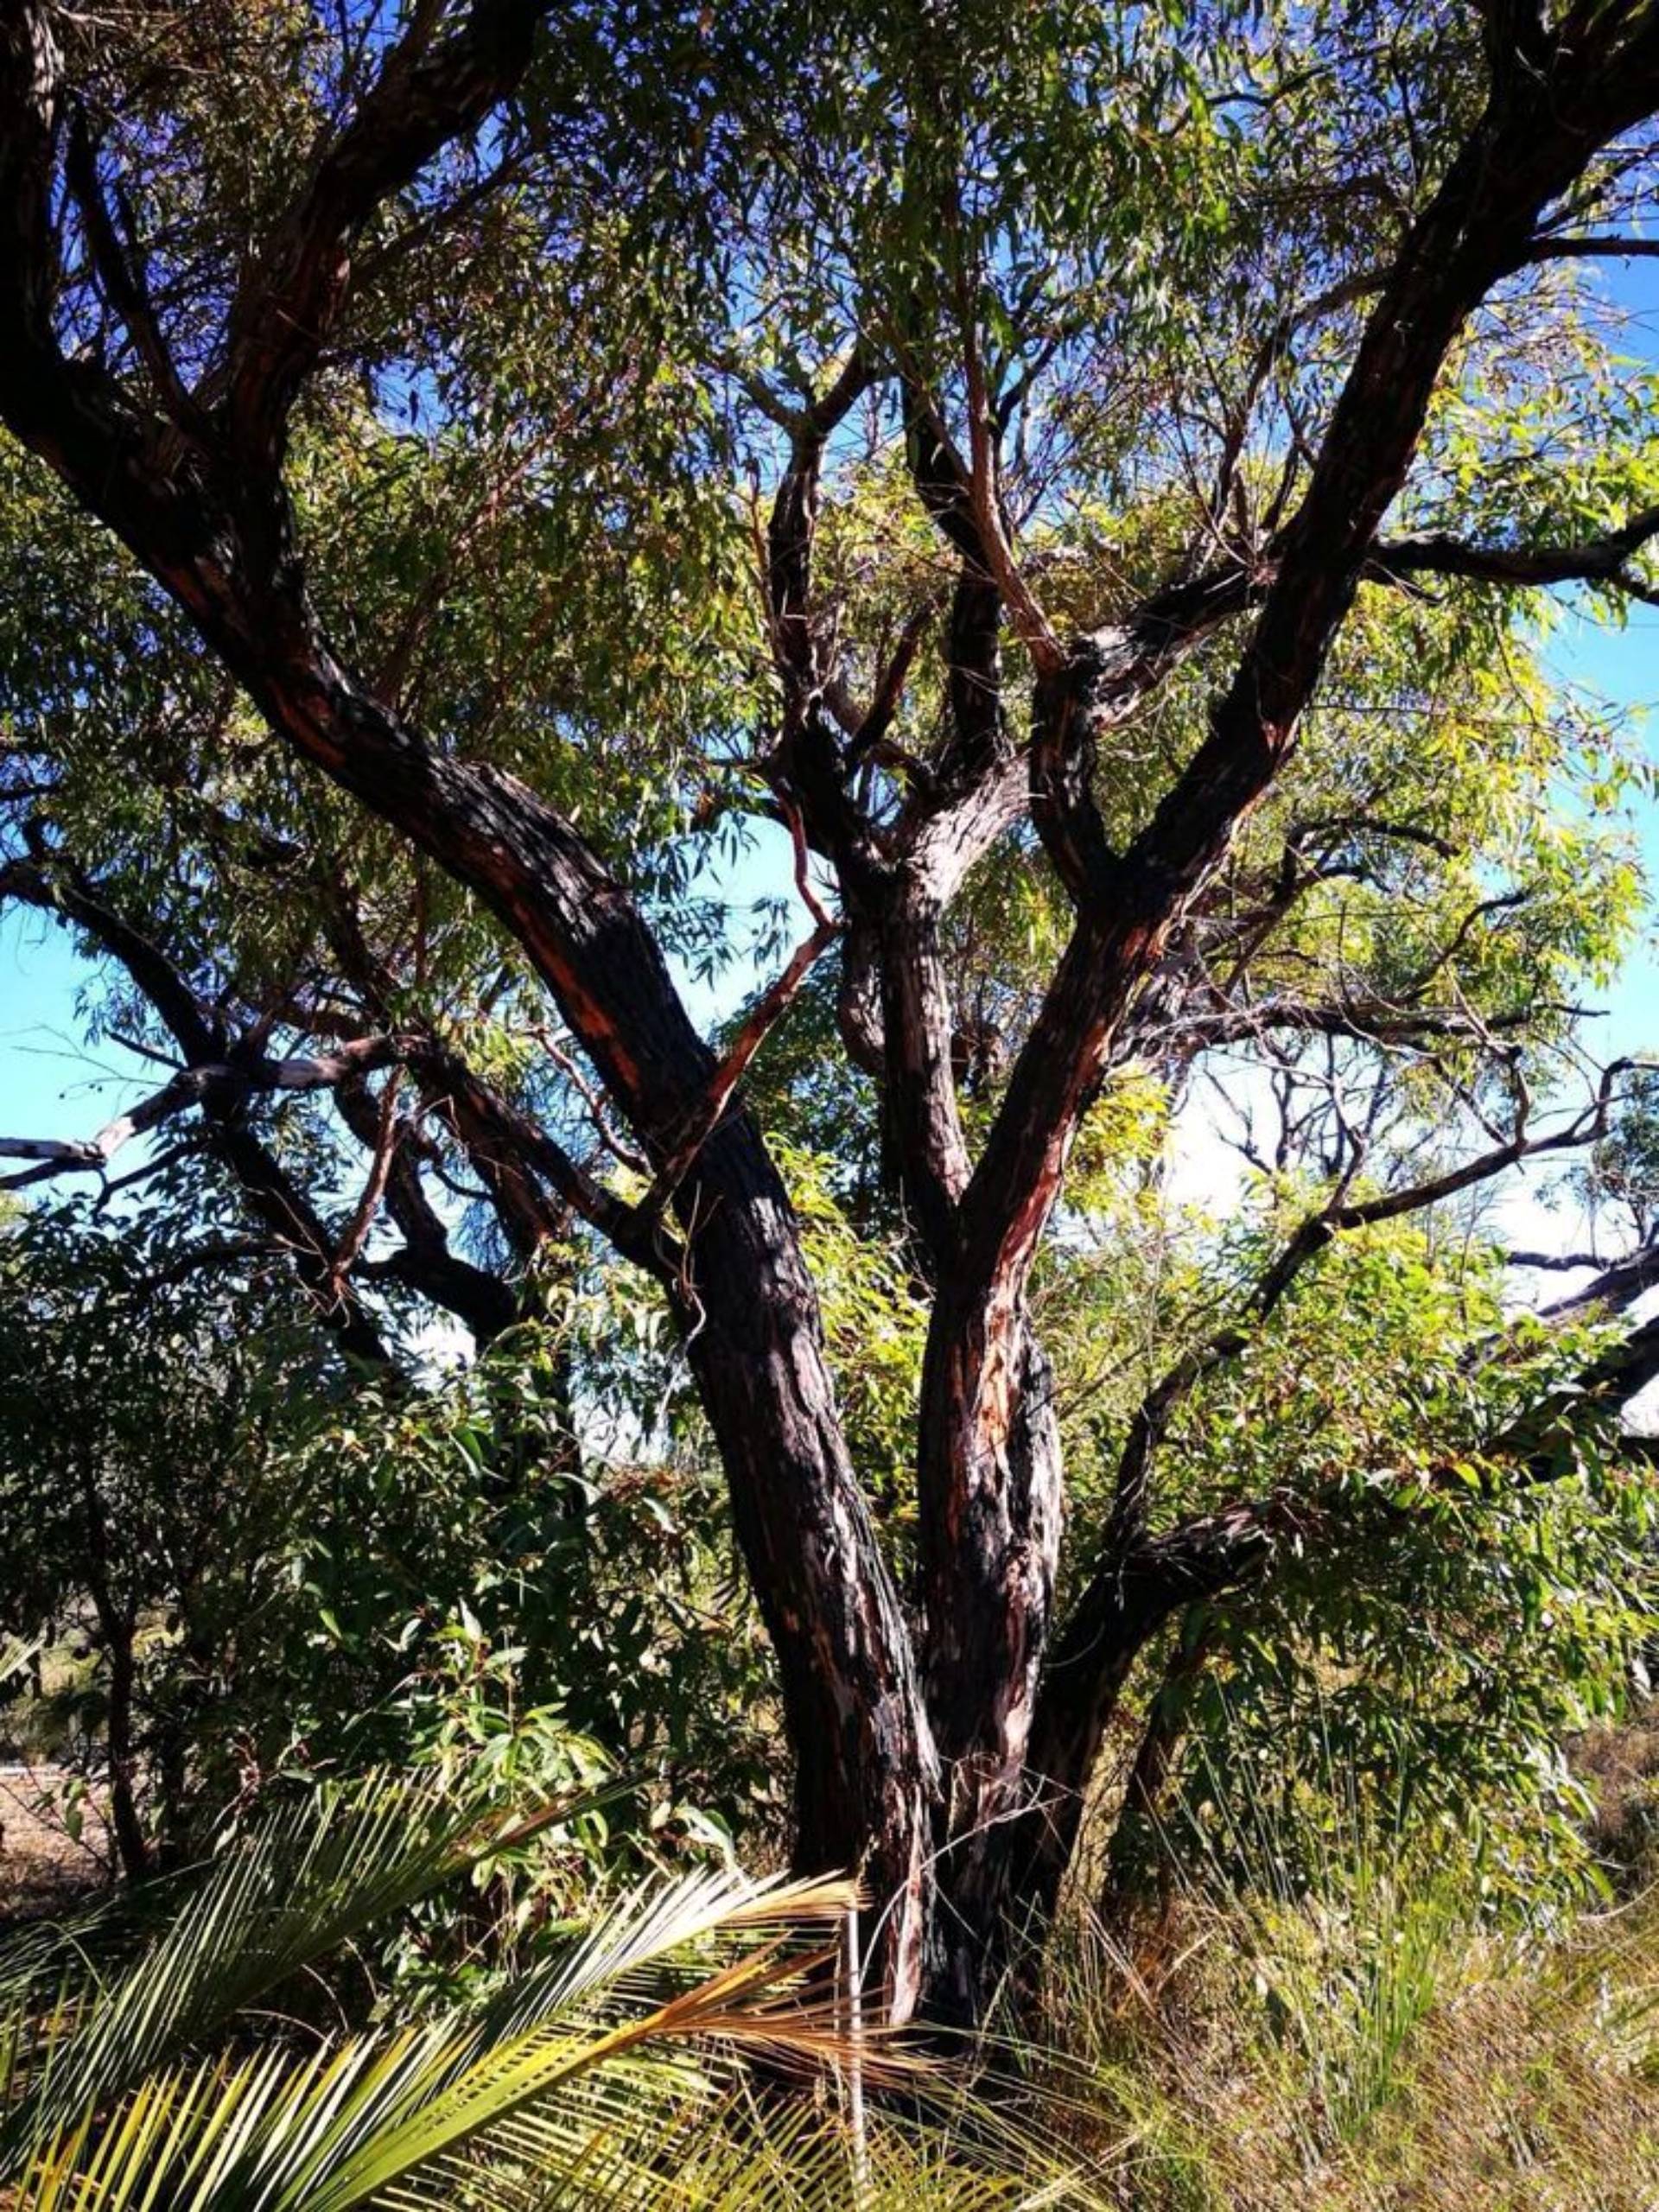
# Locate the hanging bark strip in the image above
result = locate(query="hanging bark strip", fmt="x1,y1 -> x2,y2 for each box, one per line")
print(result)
642,915 -> 841,1220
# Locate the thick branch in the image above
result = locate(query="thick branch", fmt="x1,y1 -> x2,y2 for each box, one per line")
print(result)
1524,232 -> 1659,262
0,856 -> 400,1362
1155,991 -> 1532,1056
333,1071 -> 518,1343
962,16 -> 1659,1329
0,857 -> 224,1063
1370,504 -> 1659,598
217,0 -> 551,467
1539,1239 -> 1659,1322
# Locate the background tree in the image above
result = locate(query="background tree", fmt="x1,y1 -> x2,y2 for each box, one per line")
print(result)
0,1197 -> 324,1878
0,1191 -> 778,1888
2,0 -> 1658,2023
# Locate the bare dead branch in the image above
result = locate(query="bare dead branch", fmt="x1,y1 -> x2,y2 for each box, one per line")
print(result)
0,1035 -> 415,1188
1096,1058 -> 1645,1560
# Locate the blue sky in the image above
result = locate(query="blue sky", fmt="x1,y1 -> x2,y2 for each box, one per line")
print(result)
1542,600 -> 1659,1061
0,904 -> 115,1147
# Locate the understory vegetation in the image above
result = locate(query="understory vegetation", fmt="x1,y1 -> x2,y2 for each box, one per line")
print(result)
10,1624 -> 1659,2206
3,1184 -> 1659,2205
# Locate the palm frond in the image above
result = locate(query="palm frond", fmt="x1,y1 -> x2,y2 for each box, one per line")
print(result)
0,1769 -> 607,2176
3,1783 -> 1110,2209
11,1868 -> 886,2211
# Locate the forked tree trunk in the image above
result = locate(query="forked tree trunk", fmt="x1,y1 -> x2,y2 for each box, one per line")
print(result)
849,869 -> 1074,2022
6,0 -> 1655,2037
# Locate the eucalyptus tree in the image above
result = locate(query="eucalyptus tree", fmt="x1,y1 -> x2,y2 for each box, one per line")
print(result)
3,0 -> 1659,2024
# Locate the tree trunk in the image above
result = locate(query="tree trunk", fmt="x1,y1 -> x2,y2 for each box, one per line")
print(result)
850,871 -> 1070,2023
674,1108 -> 940,2017
100,1618 -> 150,1885
916,1305 -> 1065,2024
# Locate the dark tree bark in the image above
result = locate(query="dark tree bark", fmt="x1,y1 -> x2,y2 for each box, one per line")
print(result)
0,859 -> 397,1366
73,1449 -> 149,1884
99,1618 -> 149,1887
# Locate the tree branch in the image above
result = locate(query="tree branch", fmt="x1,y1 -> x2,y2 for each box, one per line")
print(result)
217,0 -> 552,467
0,852 -> 409,1362
766,350 -> 876,733
948,247 -> 1064,677
63,105 -> 197,429
1369,504 -> 1659,597
0,1036 -> 416,1187
1098,1064 -> 1638,1561
333,1071 -> 519,1343
1539,1238 -> 1659,1321
957,14 -> 1659,1332
408,1043 -> 680,1283
0,855 -> 225,1064
1524,232 -> 1659,262
323,1069 -> 404,1294
642,918 -> 840,1220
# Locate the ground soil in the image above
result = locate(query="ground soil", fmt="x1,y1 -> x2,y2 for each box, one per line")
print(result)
0,1765 -> 110,1924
